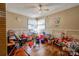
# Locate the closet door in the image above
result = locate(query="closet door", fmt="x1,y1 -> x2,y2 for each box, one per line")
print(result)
0,3 -> 6,56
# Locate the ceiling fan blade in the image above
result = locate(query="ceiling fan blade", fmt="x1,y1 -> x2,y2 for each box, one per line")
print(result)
44,9 -> 49,11
23,4 -> 38,8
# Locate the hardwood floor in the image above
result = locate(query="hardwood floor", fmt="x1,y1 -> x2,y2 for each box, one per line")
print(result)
13,43 -> 69,56
30,44 -> 65,56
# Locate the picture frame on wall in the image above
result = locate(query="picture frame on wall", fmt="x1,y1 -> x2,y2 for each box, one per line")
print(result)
54,16 -> 61,27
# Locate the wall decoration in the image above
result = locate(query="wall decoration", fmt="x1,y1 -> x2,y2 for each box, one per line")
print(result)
16,17 -> 21,22
54,16 -> 61,27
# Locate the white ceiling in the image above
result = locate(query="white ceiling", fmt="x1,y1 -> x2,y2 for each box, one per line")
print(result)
6,3 -> 79,18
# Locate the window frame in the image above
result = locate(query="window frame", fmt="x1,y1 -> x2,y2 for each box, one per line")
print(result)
27,18 -> 45,33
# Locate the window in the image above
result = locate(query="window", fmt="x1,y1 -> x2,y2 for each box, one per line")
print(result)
28,18 -> 45,33
37,18 -> 45,33
28,18 -> 37,32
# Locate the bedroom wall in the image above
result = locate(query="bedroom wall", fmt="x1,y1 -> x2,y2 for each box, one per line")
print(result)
6,11 -> 28,34
45,5 -> 79,38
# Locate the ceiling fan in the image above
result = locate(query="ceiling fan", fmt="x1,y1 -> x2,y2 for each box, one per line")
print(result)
23,4 -> 50,12
37,4 -> 50,12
